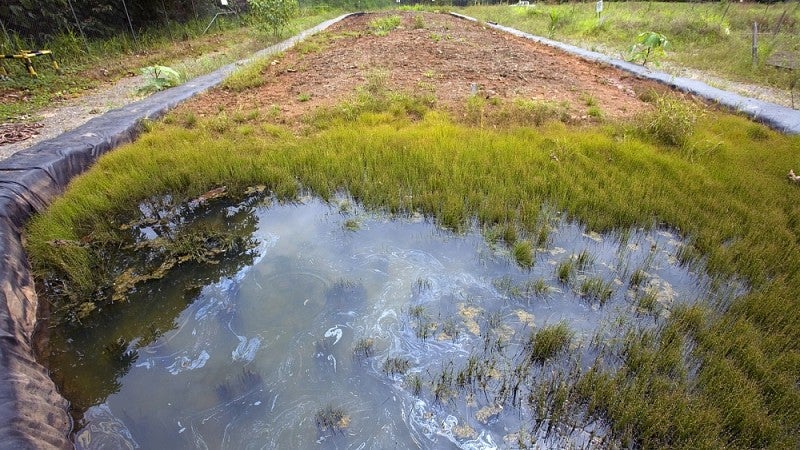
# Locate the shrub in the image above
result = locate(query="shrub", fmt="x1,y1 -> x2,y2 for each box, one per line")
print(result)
249,0 -> 298,36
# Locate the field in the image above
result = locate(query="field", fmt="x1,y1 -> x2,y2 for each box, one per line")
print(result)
462,1 -> 800,99
23,10 -> 800,449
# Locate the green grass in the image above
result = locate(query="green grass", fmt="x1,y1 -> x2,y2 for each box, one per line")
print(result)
222,56 -> 275,92
369,15 -> 402,36
461,2 -> 800,93
0,8 -> 342,121
24,89 -> 800,447
525,322 -> 573,364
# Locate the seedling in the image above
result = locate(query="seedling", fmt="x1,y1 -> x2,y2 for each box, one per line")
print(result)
628,31 -> 670,67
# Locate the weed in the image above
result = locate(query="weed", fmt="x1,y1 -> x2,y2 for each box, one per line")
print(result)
578,277 -> 614,305
370,16 -> 401,36
629,268 -> 646,288
297,92 -> 312,102
353,338 -> 374,358
513,240 -> 534,268
526,322 -> 573,364
628,31 -> 670,66
575,249 -> 593,271
314,405 -> 350,433
407,374 -> 423,396
556,260 -> 574,284
412,14 -> 426,30
383,357 -> 411,375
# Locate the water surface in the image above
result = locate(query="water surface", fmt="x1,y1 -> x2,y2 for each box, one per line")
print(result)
43,197 -> 733,449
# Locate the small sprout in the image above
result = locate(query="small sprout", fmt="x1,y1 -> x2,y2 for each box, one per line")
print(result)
297,92 -> 312,102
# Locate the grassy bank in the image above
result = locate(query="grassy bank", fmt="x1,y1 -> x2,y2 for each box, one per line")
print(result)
0,8 -> 342,121
460,2 -> 800,95
26,84 -> 800,446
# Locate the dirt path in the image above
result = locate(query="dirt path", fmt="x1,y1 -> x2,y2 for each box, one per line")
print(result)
0,11 -> 789,162
0,75 -> 146,160
185,12 -> 664,126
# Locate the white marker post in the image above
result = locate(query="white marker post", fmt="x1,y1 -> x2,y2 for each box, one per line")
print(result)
596,0 -> 603,19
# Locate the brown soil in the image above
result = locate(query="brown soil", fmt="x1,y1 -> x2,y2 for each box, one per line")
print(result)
183,12 -> 667,126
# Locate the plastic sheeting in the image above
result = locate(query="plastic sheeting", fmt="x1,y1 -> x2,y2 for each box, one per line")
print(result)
450,12 -> 800,134
0,13 -> 357,448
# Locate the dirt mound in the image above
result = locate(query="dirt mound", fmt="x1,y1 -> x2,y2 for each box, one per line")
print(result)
186,12 -> 664,124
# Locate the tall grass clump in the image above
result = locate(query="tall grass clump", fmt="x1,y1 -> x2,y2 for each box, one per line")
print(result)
637,93 -> 700,147
526,322 -> 573,364
513,240 -> 534,268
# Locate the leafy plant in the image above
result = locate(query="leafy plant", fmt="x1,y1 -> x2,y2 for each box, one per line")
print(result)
137,65 -> 183,95
628,31 -> 670,67
249,0 -> 298,36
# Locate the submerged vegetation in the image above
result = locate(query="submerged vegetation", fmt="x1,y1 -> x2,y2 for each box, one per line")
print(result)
26,57 -> 800,449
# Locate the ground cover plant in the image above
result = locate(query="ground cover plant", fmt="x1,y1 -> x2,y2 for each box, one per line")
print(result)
25,11 -> 800,449
462,2 -> 800,98
0,7 -> 341,122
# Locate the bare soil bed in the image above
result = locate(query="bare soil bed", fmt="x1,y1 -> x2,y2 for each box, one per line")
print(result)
183,12 -> 670,125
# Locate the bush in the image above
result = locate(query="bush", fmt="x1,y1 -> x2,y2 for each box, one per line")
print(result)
249,0 -> 298,36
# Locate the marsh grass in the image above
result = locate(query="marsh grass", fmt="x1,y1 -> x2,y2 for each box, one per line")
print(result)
526,322 -> 573,364
25,89 -> 800,447
314,405 -> 350,433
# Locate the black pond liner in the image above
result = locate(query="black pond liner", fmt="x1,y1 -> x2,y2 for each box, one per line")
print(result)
0,13 -> 359,449
0,10 -> 796,449
450,12 -> 800,135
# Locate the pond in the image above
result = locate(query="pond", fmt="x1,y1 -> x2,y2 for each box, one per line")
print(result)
39,194 -> 738,449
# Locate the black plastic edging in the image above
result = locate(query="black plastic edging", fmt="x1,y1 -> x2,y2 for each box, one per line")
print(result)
0,13 -> 358,449
450,12 -> 800,134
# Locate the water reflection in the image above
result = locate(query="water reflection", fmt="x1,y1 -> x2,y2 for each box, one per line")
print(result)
43,196 -> 737,449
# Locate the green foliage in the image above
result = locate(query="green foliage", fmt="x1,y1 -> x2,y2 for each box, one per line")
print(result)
369,16 -> 401,36
222,56 -> 273,92
512,240 -> 534,269
137,65 -> 183,95
526,322 -> 573,364
628,31 -> 670,67
249,0 -> 298,36
463,2 -> 800,91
